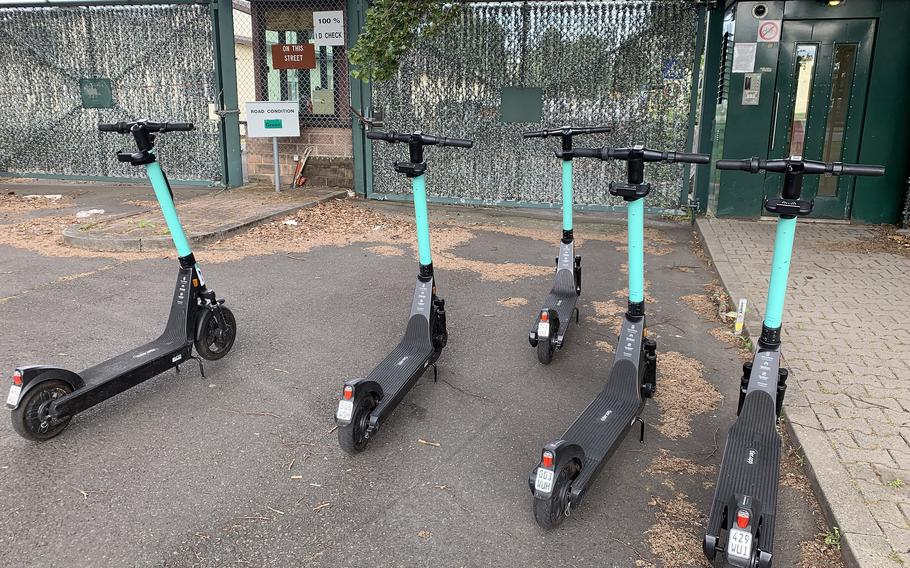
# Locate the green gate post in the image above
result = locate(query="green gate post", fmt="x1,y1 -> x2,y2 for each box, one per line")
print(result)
348,0 -> 372,197
694,4 -> 723,214
681,5 -> 706,208
213,0 -> 243,187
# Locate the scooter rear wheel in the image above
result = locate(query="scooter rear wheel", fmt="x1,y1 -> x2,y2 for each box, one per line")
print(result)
533,462 -> 574,529
196,307 -> 237,361
338,395 -> 377,455
11,380 -> 74,441
537,335 -> 555,365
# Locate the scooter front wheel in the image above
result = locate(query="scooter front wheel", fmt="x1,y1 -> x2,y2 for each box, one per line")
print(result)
533,462 -> 574,529
338,395 -> 377,455
196,307 -> 237,361
11,380 -> 74,441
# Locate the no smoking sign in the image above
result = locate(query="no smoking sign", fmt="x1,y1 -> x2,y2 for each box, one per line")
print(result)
757,20 -> 781,43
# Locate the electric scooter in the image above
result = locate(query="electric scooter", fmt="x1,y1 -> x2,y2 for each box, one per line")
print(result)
528,144 -> 710,528
703,156 -> 884,567
334,129 -> 473,454
525,126 -> 611,364
5,120 -> 237,441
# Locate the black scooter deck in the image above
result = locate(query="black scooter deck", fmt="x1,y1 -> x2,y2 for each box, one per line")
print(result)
540,269 -> 578,342
368,314 -> 435,418
707,390 -> 780,556
563,358 -> 643,490
81,336 -> 185,386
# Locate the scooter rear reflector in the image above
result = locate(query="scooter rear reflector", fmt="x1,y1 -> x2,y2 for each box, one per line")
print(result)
12,370 -> 22,386
343,385 -> 353,400
542,450 -> 554,468
736,509 -> 750,529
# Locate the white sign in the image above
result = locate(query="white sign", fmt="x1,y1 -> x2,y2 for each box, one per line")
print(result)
757,20 -> 782,43
313,11 -> 345,46
732,43 -> 757,73
245,101 -> 300,138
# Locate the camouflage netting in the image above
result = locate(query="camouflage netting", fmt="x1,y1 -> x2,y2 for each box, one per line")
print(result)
372,0 -> 699,208
0,5 -> 220,182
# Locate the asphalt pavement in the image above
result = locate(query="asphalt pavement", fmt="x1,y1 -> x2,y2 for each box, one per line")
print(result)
0,196 -> 840,567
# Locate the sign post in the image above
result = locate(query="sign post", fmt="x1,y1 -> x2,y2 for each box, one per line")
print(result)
245,101 -> 301,192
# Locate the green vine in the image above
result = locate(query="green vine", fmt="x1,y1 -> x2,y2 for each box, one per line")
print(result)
349,0 -> 457,82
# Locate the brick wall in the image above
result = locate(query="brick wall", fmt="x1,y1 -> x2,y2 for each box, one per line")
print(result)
247,127 -> 353,188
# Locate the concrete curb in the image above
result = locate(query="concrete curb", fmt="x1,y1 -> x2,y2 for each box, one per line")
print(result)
694,218 -> 891,568
63,191 -> 347,252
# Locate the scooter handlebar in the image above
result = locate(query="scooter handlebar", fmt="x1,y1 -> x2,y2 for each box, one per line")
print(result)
717,157 -> 885,177
98,121 -> 195,134
367,130 -> 473,148
522,125 -> 611,139
573,146 -> 710,164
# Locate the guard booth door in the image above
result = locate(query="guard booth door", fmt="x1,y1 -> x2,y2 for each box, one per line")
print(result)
765,19 -> 874,219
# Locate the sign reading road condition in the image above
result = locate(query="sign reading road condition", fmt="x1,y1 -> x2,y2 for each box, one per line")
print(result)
245,101 -> 300,138
313,11 -> 344,46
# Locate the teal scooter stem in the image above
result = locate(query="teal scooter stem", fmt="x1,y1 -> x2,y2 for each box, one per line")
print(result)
524,126 -> 610,364
145,160 -> 192,259
705,156 -> 885,568
411,173 -> 433,266
335,129 -> 472,454
561,159 -> 573,232
762,217 -> 796,330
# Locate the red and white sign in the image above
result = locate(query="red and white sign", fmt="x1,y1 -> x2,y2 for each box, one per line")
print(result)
757,20 -> 781,43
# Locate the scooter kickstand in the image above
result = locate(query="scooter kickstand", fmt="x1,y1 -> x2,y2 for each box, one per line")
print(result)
634,416 -> 645,443
188,355 -> 206,378
432,363 -> 438,383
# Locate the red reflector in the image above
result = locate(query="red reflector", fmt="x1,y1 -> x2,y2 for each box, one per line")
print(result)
12,370 -> 22,386
540,312 -> 549,323
542,451 -> 554,468
342,386 -> 353,400
736,509 -> 750,529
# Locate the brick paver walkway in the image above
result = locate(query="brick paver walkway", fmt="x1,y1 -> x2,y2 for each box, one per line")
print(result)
699,218 -> 910,567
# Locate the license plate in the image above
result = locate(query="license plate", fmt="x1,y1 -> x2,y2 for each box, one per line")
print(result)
336,399 -> 354,422
535,467 -> 554,494
727,528 -> 753,561
6,384 -> 21,407
537,321 -> 550,338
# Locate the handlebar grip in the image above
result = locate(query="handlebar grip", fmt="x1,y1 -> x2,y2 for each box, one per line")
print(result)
582,126 -> 612,134
366,130 -> 394,142
672,152 -> 711,165
98,122 -> 127,133
573,148 -> 604,159
522,130 -> 547,138
164,122 -> 194,132
716,159 -> 753,171
836,163 -> 885,177
441,137 -> 473,148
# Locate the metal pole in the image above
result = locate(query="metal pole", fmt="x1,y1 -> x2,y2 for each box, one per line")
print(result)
272,137 -> 281,192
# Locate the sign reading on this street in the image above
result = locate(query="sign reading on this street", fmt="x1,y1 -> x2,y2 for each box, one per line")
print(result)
245,101 -> 300,138
271,43 -> 315,70
313,10 -> 345,46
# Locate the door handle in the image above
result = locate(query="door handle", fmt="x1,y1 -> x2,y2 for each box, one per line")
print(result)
770,91 -> 780,150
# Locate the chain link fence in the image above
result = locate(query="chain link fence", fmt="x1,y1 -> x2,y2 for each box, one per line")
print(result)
0,4 -> 220,182
233,0 -> 353,187
371,0 -> 699,209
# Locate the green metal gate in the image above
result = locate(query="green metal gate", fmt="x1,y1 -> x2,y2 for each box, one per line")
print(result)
365,0 -> 701,210
0,2 -> 222,183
